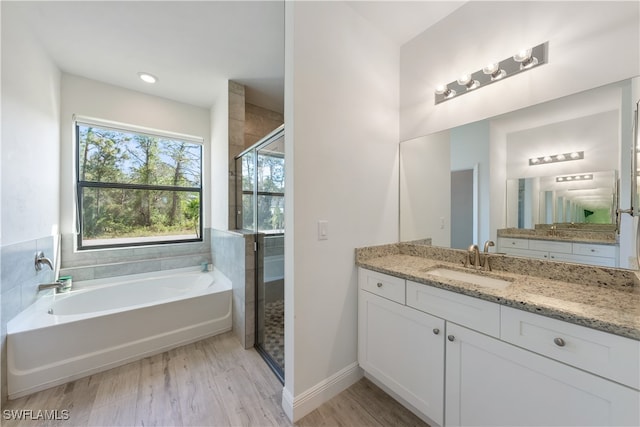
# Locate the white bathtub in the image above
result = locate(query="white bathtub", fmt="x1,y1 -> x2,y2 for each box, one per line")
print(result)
7,267 -> 232,399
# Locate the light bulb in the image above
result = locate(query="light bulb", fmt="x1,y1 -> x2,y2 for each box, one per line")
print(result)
513,48 -> 532,62
483,63 -> 499,74
543,156 -> 552,162
435,84 -> 448,94
482,62 -> 506,81
570,152 -> 580,159
556,154 -> 566,161
435,84 -> 456,98
530,158 -> 540,164
457,74 -> 472,86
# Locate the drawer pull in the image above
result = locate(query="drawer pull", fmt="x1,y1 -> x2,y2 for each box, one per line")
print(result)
553,337 -> 566,347
376,282 -> 383,288
433,328 -> 440,335
448,335 -> 455,342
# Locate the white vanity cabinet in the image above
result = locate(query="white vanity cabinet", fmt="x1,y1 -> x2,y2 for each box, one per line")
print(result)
498,237 -> 619,267
358,269 -> 445,426
357,267 -> 640,427
445,322 -> 639,427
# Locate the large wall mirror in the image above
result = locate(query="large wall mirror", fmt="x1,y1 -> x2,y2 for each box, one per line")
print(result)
400,77 -> 639,269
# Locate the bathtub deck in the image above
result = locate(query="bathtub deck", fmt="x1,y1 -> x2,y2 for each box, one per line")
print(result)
2,332 -> 427,427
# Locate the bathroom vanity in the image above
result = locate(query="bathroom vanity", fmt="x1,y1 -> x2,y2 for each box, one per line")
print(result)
356,244 -> 640,427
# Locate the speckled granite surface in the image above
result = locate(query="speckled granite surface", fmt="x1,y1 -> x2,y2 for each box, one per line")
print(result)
355,244 -> 640,340
497,228 -> 617,245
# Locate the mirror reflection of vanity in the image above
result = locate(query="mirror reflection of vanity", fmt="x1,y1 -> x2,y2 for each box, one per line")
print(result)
400,77 -> 639,269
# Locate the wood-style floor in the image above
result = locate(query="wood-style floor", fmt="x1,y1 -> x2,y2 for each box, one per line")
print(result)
2,332 -> 428,427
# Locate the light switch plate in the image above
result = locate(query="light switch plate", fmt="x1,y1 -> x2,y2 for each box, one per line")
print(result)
318,220 -> 329,240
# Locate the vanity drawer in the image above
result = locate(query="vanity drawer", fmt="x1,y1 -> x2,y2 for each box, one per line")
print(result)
572,242 -> 617,258
529,239 -> 572,253
498,237 -> 528,249
406,280 -> 500,337
501,306 -> 639,390
502,247 -> 549,260
358,268 -> 405,304
549,252 -> 616,267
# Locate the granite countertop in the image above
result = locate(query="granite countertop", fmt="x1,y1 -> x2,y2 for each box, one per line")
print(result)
357,253 -> 640,341
497,228 -> 617,245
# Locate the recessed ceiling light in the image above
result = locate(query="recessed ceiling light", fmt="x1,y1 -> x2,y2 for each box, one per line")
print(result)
138,72 -> 157,84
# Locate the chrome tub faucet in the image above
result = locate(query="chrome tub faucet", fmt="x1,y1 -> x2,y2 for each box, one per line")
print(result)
34,251 -> 54,271
37,282 -> 64,292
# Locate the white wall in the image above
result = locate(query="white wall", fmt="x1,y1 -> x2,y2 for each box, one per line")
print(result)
1,7 -> 61,245
59,74 -> 211,237
1,3 -> 62,405
400,1 -> 640,140
284,1 -> 399,420
210,84 -> 229,231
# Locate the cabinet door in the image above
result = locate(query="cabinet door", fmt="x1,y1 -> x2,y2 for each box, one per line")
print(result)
445,323 -> 639,427
359,289 -> 445,425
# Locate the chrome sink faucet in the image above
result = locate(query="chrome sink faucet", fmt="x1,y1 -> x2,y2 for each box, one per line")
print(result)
482,240 -> 495,271
465,244 -> 481,269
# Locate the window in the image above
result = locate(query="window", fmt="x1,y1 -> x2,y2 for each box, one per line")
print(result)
240,148 -> 284,232
76,119 -> 202,249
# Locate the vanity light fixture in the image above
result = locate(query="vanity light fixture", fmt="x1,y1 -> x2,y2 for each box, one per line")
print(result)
138,72 -> 158,84
556,174 -> 593,183
434,42 -> 548,104
529,151 -> 584,166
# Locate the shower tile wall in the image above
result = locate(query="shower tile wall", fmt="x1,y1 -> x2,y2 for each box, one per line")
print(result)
211,229 -> 255,348
0,235 -> 56,402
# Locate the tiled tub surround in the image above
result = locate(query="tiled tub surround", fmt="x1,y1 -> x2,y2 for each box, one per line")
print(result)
211,229 -> 255,349
58,229 -> 212,281
356,243 -> 639,340
1,235 -> 57,402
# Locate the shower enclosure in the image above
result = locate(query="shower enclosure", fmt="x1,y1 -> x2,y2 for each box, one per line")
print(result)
235,126 -> 285,380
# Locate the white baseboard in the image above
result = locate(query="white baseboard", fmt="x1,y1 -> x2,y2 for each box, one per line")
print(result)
281,362 -> 363,422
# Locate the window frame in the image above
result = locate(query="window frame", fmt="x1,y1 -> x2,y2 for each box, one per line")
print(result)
74,116 -> 204,250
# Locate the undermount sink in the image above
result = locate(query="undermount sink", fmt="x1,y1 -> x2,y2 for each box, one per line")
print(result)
426,268 -> 512,290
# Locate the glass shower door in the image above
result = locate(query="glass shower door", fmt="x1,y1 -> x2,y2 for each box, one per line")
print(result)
236,127 -> 285,380
255,133 -> 285,379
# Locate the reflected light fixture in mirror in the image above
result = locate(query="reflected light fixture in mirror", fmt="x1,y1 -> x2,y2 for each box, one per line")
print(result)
434,41 -> 548,104
529,151 -> 584,166
556,173 -> 594,182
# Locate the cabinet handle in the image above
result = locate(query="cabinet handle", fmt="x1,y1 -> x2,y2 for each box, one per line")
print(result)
433,328 -> 440,335
591,249 -> 596,252
447,335 -> 455,342
553,337 -> 566,347
376,282 -> 383,288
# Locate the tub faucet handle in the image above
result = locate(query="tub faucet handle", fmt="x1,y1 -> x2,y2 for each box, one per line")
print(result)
35,251 -> 54,271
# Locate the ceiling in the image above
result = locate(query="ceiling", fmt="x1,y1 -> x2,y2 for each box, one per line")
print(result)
6,1 -> 465,113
